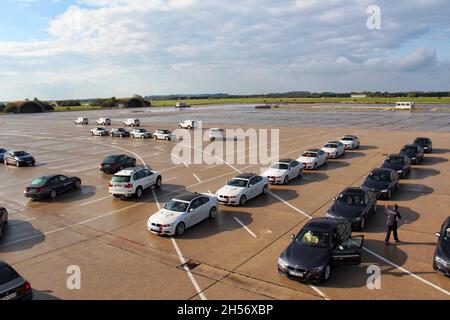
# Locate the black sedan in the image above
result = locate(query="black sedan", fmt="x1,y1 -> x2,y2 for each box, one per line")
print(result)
3,150 -> 35,167
100,154 -> 136,174
326,187 -> 377,230
381,154 -> 411,178
110,128 -> 130,138
0,261 -> 33,300
433,216 -> 450,277
400,144 -> 424,164
414,137 -> 433,153
0,148 -> 7,163
0,207 -> 7,239
278,218 -> 364,282
361,168 -> 399,199
24,174 -> 82,200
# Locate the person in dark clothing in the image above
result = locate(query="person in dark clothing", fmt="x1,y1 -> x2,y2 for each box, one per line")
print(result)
385,204 -> 402,245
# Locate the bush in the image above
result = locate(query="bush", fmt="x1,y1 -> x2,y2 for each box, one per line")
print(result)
0,103 -> 5,112
4,103 -> 18,113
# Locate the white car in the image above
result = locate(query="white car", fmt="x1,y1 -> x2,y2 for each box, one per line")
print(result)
298,149 -> 328,170
321,141 -> 346,159
123,118 -> 140,127
153,129 -> 176,141
340,135 -> 360,150
208,128 -> 225,141
109,167 -> 162,199
178,120 -> 197,129
262,159 -> 303,185
75,117 -> 88,125
215,173 -> 269,206
96,117 -> 111,125
131,128 -> 152,139
90,127 -> 109,136
147,193 -> 219,236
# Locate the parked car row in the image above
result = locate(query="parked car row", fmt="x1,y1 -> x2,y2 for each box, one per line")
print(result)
89,127 -> 178,140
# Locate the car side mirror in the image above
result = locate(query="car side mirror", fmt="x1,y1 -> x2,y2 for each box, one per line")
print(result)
332,198 -> 336,202
338,245 -> 344,251
248,184 -> 253,187
435,232 -> 441,238
189,208 -> 194,212
291,234 -> 295,240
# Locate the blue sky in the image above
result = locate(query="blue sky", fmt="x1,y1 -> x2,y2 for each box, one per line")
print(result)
1,0 -> 450,101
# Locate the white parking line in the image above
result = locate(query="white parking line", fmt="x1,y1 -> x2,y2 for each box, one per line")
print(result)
78,196 -> 111,207
193,173 -> 202,183
40,155 -> 81,164
151,188 -> 207,300
234,217 -> 257,238
154,146 -> 166,152
310,286 -> 331,300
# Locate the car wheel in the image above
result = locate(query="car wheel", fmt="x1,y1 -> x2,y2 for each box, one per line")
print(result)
49,189 -> 57,200
16,161 -> 20,167
90,132 -> 94,136
262,185 -> 269,195
297,170 -> 303,178
155,176 -> 162,189
153,135 -> 157,140
141,135 -> 145,139
209,207 -> 217,219
239,195 -> 247,206
323,265 -> 331,281
175,222 -> 185,236
373,204 -> 377,214
387,189 -> 392,200
165,136 -> 169,141
74,180 -> 81,190
313,162 -> 317,170
210,137 -> 215,141
360,217 -> 365,230
135,186 -> 143,199
283,176 -> 289,185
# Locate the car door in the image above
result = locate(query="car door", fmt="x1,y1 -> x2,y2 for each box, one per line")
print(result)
331,224 -> 364,265
48,176 -> 62,195
318,150 -> 326,165
247,177 -> 260,199
142,169 -> 155,189
186,199 -> 202,227
197,197 -> 211,222
58,175 -> 72,193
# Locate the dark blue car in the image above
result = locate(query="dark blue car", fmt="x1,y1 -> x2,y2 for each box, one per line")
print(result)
433,216 -> 450,277
381,154 -> 411,179
0,261 -> 33,300
0,148 -> 7,163
361,168 -> 399,200
400,144 -> 424,165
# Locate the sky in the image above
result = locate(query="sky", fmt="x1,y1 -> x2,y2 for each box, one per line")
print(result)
0,0 -> 450,101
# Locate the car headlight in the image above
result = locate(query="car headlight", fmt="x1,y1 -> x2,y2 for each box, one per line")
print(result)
311,266 -> 324,273
325,212 -> 333,218
278,257 -> 288,269
435,256 -> 450,268
381,189 -> 389,193
162,224 -> 171,227
352,216 -> 362,222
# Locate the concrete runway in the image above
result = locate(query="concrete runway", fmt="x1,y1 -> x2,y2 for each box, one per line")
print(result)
0,107 -> 449,300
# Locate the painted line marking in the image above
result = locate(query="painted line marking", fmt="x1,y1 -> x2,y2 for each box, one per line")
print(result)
154,146 -> 166,152
234,217 -> 257,238
310,285 -> 331,300
193,173 -> 202,183
78,195 -> 111,207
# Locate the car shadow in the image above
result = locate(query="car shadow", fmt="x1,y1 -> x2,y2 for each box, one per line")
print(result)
363,205 -> 420,234
322,160 -> 351,171
32,289 -> 61,300
422,156 -> 448,165
341,151 -> 366,159
295,172 -> 329,185
393,184 -> 434,201
431,148 -> 449,155
0,220 -> 45,252
177,210 -> 253,239
26,185 -> 97,204
409,167 -> 440,180
358,145 -> 378,151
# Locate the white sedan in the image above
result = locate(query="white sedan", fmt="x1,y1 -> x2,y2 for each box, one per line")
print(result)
340,135 -> 360,150
297,149 -> 328,170
215,173 -> 269,206
90,127 -> 109,136
321,141 -> 346,159
147,193 -> 219,236
262,159 -> 303,184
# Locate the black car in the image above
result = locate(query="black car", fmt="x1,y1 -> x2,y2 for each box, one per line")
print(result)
278,218 -> 364,282
400,144 -> 424,164
100,154 -> 136,174
24,174 -> 82,200
110,128 -> 130,137
433,216 -> 450,277
0,261 -> 33,300
0,207 -> 8,239
0,148 -> 7,163
362,168 -> 399,199
381,154 -> 411,179
326,187 -> 377,230
413,137 -> 433,153
3,150 -> 35,167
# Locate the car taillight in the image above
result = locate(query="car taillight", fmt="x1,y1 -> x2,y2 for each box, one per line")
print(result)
36,187 -> 44,193
18,281 -> 31,295
124,183 -> 133,188
108,183 -> 113,187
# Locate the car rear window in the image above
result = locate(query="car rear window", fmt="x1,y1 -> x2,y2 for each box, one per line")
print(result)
112,175 -> 130,183
30,177 -> 47,187
103,156 -> 118,163
0,265 -> 19,285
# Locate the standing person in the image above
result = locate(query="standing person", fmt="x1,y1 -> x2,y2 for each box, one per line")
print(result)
385,204 -> 402,245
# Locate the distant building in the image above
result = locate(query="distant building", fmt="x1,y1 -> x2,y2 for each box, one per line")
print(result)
396,101 -> 415,110
351,94 -> 367,98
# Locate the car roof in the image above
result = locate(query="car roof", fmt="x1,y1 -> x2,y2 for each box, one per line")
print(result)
34,174 -> 60,180
305,149 -> 320,152
341,187 -> 366,194
278,158 -> 295,163
115,167 -> 146,175
371,167 -> 394,173
387,154 -> 405,158
105,154 -> 123,158
402,144 -> 418,148
235,173 -> 258,179
415,137 -> 430,140
173,193 -> 202,202
304,217 -> 344,231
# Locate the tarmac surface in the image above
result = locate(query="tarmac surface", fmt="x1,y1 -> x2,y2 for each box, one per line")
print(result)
0,106 -> 449,300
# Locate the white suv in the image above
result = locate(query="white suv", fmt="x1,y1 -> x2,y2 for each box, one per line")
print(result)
75,117 -> 88,125
131,128 -> 152,139
123,118 -> 140,127
96,117 -> 111,125
109,167 -> 162,199
178,120 -> 197,129
208,128 -> 225,141
153,129 -> 176,141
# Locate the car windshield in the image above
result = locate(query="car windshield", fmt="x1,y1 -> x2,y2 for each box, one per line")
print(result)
164,200 -> 189,212
111,175 -> 130,183
368,171 -> 391,182
386,157 -> 404,165
402,146 -> 417,152
211,129 -> 222,133
295,229 -> 330,248
324,144 -> 338,148
103,156 -> 119,163
336,193 -> 365,206
13,151 -> 28,157
342,137 -> 353,141
301,152 -> 317,158
227,179 -> 248,188
139,129 -> 148,132
271,163 -> 289,170
30,177 -> 48,187
0,264 -> 19,284
414,138 -> 428,144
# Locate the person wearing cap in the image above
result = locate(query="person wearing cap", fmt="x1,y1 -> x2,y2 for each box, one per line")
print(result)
385,204 -> 402,245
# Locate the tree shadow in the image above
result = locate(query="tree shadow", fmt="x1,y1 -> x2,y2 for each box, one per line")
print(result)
177,210 -> 253,239
409,167 -> 440,180
422,156 -> 448,165
0,220 -> 45,252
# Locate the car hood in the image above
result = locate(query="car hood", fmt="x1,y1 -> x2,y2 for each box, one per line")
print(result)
362,179 -> 390,191
436,240 -> 450,261
263,168 -> 287,177
148,209 -> 182,225
400,150 -> 417,157
322,147 -> 337,153
382,162 -> 403,171
298,157 -> 316,164
216,185 -> 245,197
329,203 -> 364,219
280,242 -> 330,270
